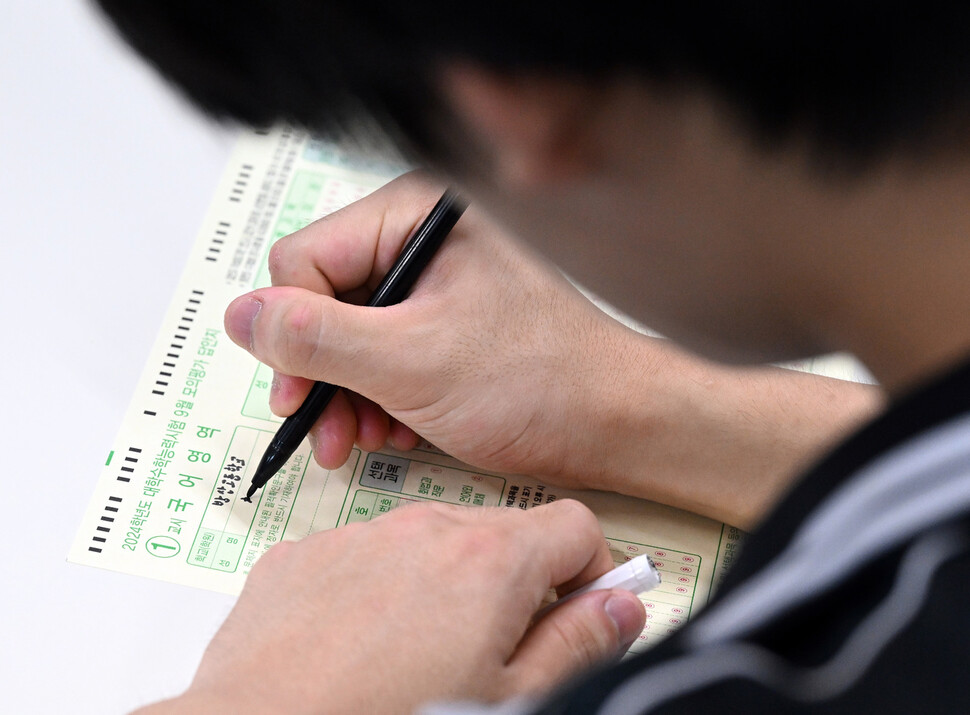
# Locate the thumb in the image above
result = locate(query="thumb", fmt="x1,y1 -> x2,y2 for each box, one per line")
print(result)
507,589 -> 646,694
224,286 -> 410,393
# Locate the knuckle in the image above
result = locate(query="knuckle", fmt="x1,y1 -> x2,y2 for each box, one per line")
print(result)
277,300 -> 328,374
249,539 -> 296,576
549,613 -> 611,670
452,522 -> 502,562
304,521 -> 363,557
392,169 -> 436,195
550,498 -> 601,534
383,503 -> 503,563
381,501 -> 441,536
267,240 -> 290,283
387,499 -> 435,523
551,497 -> 588,516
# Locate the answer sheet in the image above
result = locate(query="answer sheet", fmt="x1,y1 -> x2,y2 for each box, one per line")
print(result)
69,126 -> 850,654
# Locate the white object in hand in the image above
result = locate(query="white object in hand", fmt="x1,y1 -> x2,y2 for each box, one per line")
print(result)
538,554 -> 661,617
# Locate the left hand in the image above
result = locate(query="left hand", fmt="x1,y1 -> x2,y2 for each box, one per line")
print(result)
135,500 -> 646,714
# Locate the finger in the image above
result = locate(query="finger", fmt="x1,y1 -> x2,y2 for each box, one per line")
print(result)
269,371 -> 315,416
518,500 -> 615,598
224,286 -> 429,396
307,390 -> 357,469
346,392 -> 391,451
273,371 -> 400,456
508,588 -> 646,693
388,419 -> 421,451
270,371 -> 395,429
269,172 -> 446,296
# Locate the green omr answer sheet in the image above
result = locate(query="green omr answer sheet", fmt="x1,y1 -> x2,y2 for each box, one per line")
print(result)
69,126 -> 867,655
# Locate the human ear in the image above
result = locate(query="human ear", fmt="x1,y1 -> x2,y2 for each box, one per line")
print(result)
437,63 -> 597,188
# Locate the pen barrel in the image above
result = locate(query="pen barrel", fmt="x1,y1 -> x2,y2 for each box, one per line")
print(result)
366,190 -> 467,308
268,382 -> 341,456
248,190 -> 466,496
287,382 -> 341,431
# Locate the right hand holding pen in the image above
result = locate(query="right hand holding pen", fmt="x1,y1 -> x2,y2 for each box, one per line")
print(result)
224,172 -> 621,483
224,171 -> 882,529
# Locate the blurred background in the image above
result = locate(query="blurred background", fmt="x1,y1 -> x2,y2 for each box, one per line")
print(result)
1,3 -> 237,711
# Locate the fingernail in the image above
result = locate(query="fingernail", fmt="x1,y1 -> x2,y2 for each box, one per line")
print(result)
604,594 -> 643,650
226,296 -> 262,350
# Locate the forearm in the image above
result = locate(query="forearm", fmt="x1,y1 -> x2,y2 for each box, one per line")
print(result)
554,325 -> 883,530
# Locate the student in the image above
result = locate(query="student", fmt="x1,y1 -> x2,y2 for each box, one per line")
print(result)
95,2 -> 970,712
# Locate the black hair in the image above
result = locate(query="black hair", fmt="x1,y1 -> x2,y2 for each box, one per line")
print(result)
93,1 -> 970,168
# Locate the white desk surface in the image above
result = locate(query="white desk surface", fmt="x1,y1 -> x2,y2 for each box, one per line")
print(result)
2,3 -> 240,712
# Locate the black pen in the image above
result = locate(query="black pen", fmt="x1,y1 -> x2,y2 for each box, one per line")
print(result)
242,190 -> 467,502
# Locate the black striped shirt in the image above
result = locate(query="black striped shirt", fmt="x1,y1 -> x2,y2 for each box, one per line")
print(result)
432,356 -> 970,714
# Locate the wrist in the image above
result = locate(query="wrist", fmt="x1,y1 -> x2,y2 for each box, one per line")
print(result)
551,325 -> 882,529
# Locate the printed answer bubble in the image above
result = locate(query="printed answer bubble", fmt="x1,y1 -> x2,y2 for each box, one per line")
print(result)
146,535 -> 181,558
